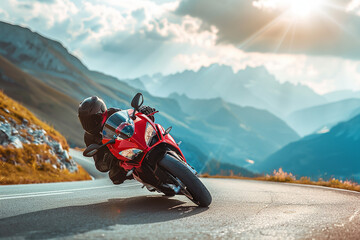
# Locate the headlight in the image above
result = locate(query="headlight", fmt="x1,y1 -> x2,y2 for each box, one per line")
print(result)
119,148 -> 143,160
145,122 -> 156,146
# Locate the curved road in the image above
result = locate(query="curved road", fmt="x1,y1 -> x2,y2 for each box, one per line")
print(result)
0,151 -> 359,239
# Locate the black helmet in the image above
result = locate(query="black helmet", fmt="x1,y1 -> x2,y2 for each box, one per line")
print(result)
78,96 -> 107,134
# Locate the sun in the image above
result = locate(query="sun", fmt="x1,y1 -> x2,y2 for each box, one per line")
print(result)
253,0 -> 326,20
287,0 -> 325,19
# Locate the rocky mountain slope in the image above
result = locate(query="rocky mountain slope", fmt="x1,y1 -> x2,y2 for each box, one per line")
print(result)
0,91 -> 90,184
137,64 -> 327,117
260,114 -> 360,181
286,98 -> 360,136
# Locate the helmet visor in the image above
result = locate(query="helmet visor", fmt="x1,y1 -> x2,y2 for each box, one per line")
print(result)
102,111 -> 134,140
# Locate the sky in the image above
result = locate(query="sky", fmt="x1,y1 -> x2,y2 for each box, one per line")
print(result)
1,0 -> 360,94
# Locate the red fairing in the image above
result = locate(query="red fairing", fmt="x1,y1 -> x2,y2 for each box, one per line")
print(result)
102,110 -> 186,171
157,124 -> 186,160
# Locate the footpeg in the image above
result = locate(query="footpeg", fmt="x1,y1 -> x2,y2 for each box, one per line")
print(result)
126,167 -> 135,177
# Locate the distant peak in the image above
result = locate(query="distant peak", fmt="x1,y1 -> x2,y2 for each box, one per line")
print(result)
241,65 -> 269,74
199,63 -> 234,73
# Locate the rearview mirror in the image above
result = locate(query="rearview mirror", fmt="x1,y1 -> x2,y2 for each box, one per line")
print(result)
83,144 -> 101,157
83,139 -> 116,157
131,93 -> 144,111
164,126 -> 172,136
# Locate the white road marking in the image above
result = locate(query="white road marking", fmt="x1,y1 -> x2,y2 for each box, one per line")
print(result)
0,183 -> 141,200
0,191 -> 73,200
349,209 -> 359,222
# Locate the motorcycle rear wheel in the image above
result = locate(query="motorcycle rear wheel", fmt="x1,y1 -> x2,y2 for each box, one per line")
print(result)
159,154 -> 212,207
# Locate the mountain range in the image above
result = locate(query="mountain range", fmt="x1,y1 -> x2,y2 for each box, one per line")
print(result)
169,93 -> 299,164
135,64 -> 327,117
0,21 -> 299,174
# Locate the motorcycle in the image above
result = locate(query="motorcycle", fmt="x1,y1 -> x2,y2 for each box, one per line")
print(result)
83,93 -> 212,207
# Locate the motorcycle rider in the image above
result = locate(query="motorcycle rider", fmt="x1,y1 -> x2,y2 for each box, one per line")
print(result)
78,96 -> 156,184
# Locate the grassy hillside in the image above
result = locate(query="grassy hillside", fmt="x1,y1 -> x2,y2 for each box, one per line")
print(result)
0,55 -> 83,146
0,91 -> 91,184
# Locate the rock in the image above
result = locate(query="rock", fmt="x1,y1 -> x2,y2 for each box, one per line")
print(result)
9,118 -> 16,126
0,117 -> 78,172
0,130 -> 9,145
62,150 -> 70,162
0,122 -> 12,145
51,142 -> 63,154
66,163 -> 78,173
27,128 -> 33,135
22,119 -> 29,126
9,136 -> 23,149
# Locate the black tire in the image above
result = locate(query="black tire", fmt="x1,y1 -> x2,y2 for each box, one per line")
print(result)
159,154 -> 212,207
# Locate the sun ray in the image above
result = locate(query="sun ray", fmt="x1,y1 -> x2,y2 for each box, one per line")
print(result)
274,20 -> 294,53
237,11 -> 288,50
287,19 -> 298,52
317,9 -> 353,35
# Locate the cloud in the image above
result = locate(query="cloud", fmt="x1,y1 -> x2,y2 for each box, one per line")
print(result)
176,0 -> 360,59
173,44 -> 360,94
1,0 -> 360,93
7,0 -> 78,28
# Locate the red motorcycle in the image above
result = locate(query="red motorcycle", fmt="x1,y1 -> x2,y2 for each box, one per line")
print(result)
83,93 -> 212,207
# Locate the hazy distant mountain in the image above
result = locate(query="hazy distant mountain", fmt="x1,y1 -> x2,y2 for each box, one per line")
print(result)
170,93 -> 300,147
139,64 -> 327,116
323,90 -> 360,103
286,99 -> 360,136
260,114 -> 360,181
169,93 -> 299,165
125,78 -> 147,91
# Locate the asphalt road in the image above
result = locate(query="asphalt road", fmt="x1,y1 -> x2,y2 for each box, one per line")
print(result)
0,152 -> 359,239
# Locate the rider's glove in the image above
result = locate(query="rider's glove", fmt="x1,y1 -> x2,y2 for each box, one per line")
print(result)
139,105 -> 156,116
94,152 -> 112,172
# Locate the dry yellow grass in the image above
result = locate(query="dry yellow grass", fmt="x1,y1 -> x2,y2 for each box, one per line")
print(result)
0,91 -> 91,184
201,168 -> 360,192
0,161 -> 91,185
0,144 -> 91,185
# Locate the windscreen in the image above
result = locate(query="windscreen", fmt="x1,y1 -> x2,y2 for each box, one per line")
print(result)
102,111 -> 134,140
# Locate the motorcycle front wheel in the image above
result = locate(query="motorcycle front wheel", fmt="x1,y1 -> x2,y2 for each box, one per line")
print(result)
159,154 -> 212,207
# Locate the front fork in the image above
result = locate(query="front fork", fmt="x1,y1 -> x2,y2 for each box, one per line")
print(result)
131,161 -> 176,195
